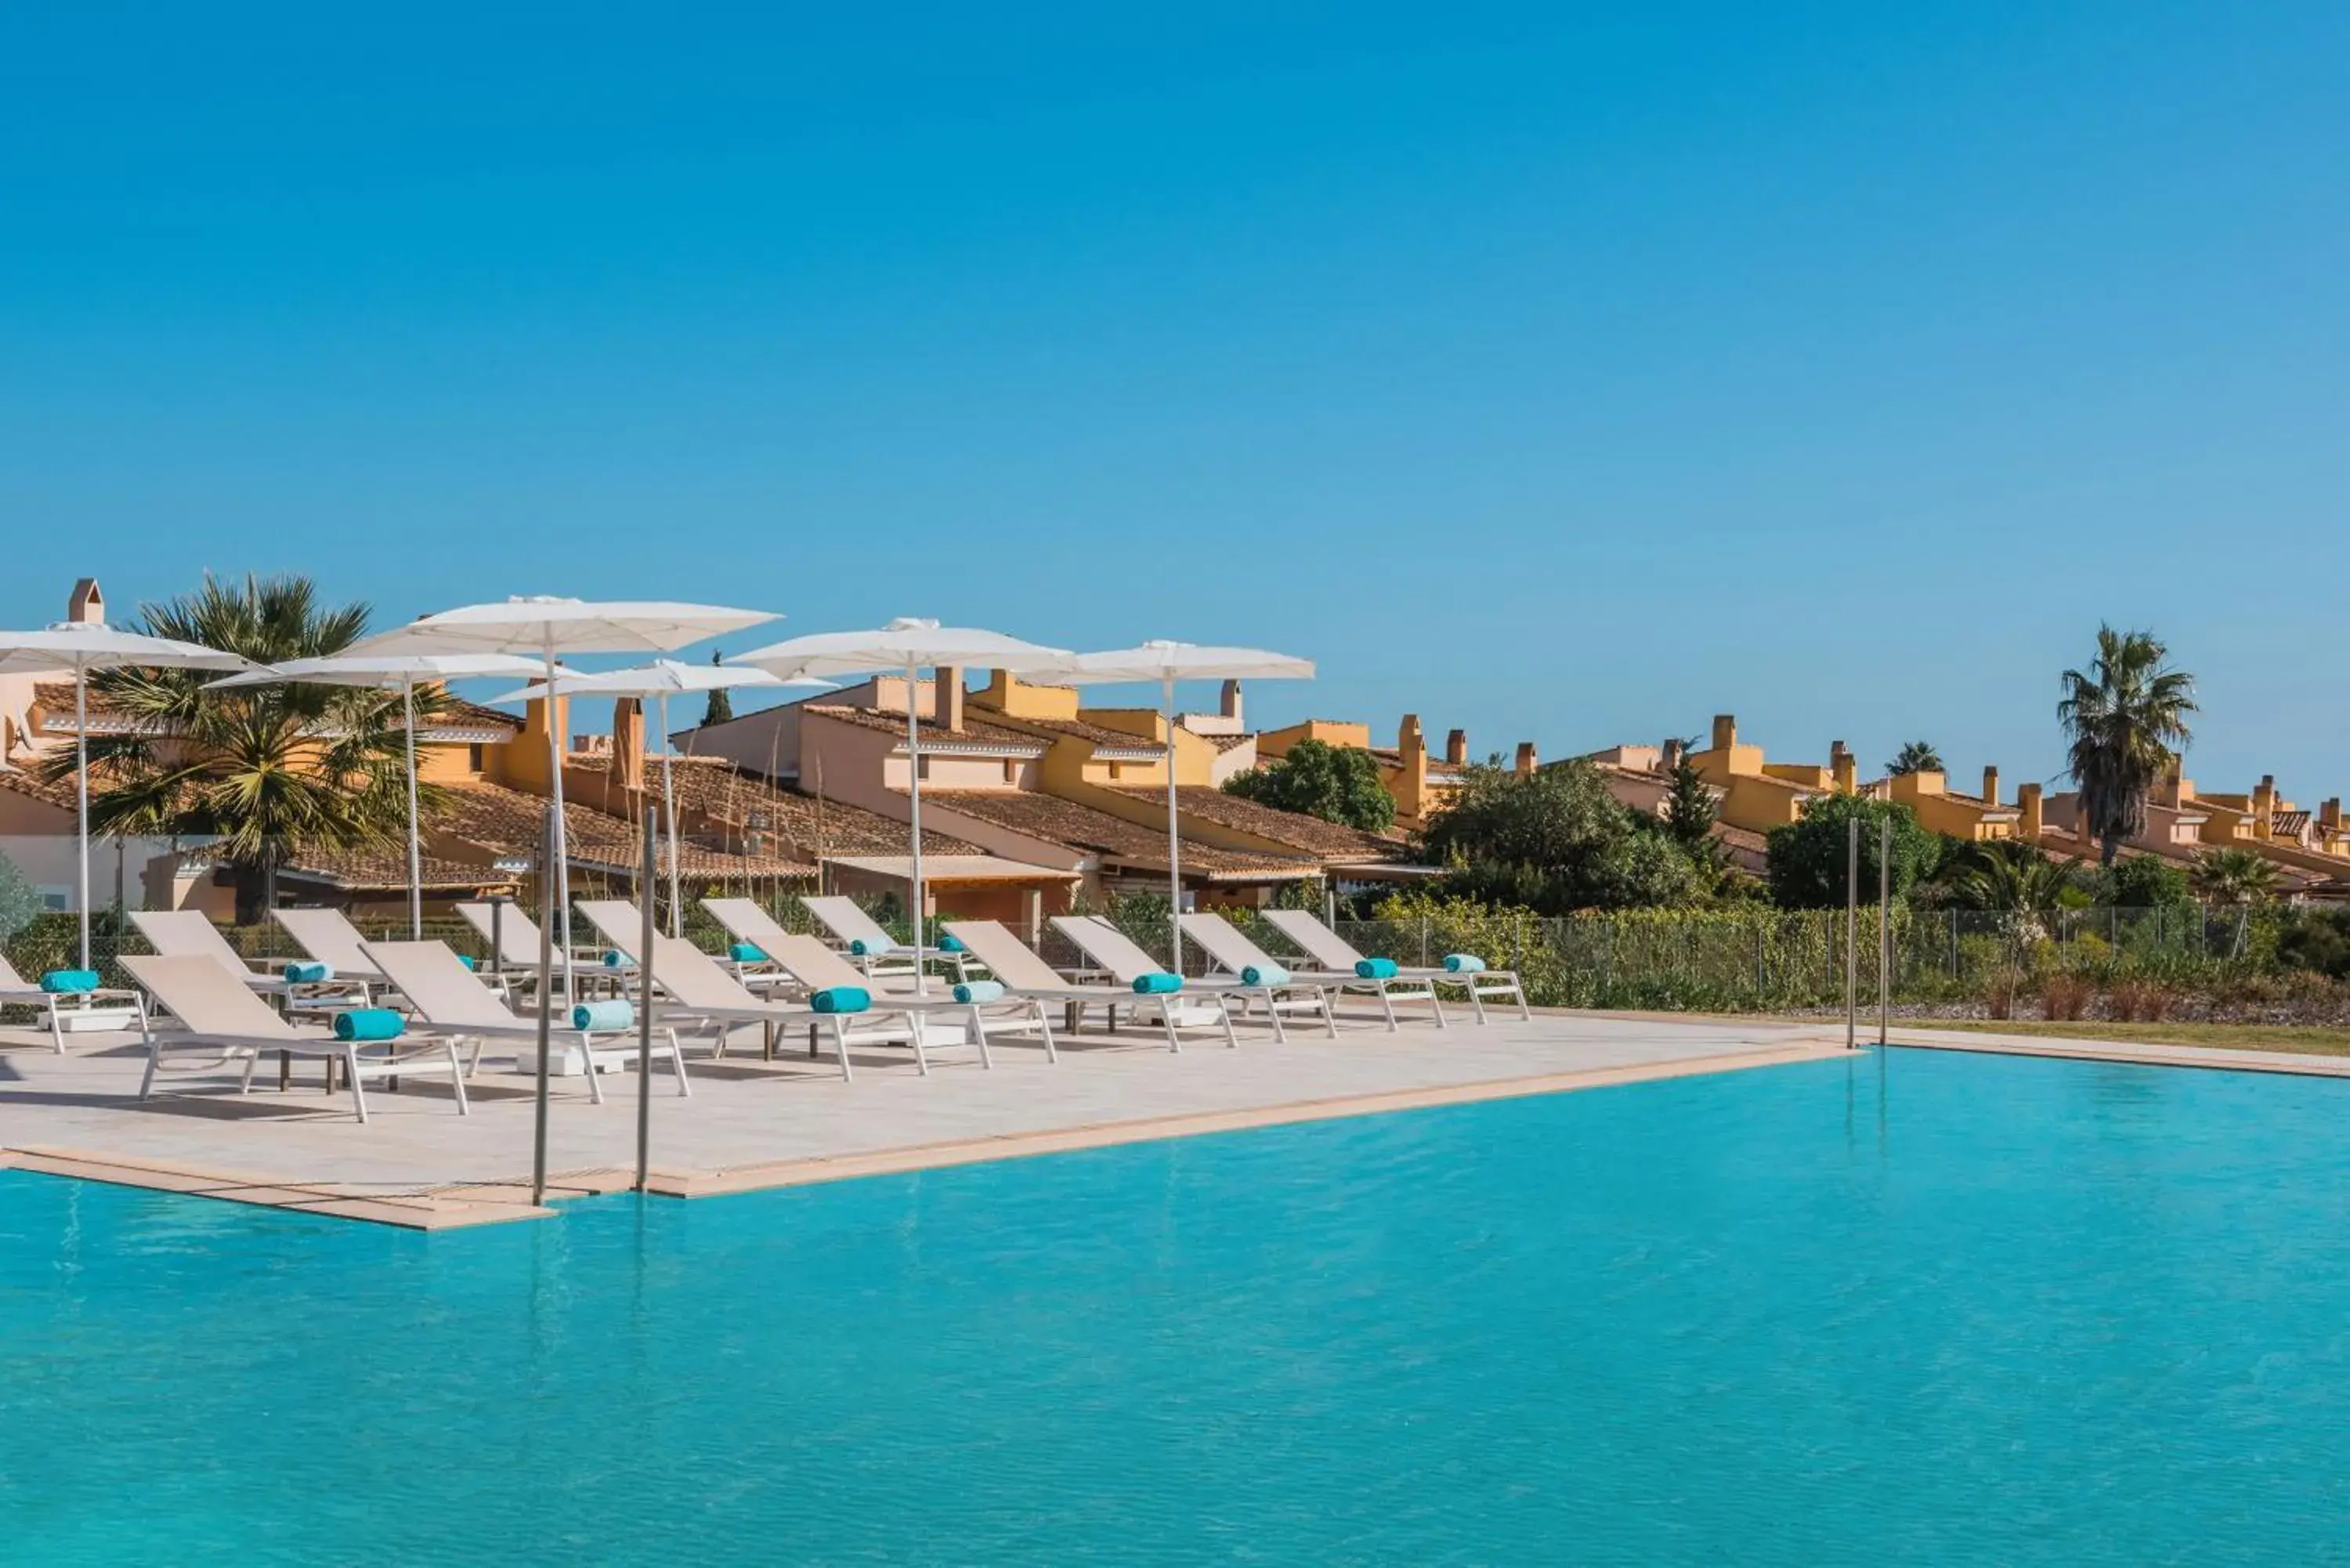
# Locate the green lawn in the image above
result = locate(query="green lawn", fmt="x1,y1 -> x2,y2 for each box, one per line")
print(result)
1892,1019 -> 2350,1057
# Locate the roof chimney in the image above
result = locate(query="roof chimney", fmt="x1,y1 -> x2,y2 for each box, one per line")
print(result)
1661,738 -> 1685,773
1982,766 -> 2000,808
1514,742 -> 1538,777
1444,728 -> 1467,766
1830,741 -> 1856,794
2254,775 -> 2276,837
67,578 -> 103,625
1219,679 -> 1243,724
2322,797 -> 2342,833
613,697 -> 645,793
934,667 -> 964,732
1710,714 -> 1736,752
2017,782 -> 2044,840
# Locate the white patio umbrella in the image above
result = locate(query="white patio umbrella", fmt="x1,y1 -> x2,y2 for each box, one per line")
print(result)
728,619 -> 1073,991
1058,641 -> 1314,969
204,654 -> 577,939
345,600 -> 778,984
490,659 -> 831,937
0,623 -> 250,968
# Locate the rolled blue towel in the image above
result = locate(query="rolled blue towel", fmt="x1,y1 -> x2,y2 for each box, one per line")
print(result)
40,969 -> 101,994
571,999 -> 635,1031
811,985 -> 870,1014
333,1007 -> 405,1042
1354,957 -> 1400,980
938,932 -> 966,953
1443,953 -> 1488,974
1241,963 -> 1290,988
729,941 -> 768,964
953,980 -> 1005,1004
849,937 -> 893,957
457,954 -> 478,971
1130,972 -> 1183,995
282,960 -> 332,984
601,949 -> 627,968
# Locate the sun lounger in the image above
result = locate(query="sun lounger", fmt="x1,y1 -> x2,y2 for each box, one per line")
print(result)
270,907 -> 389,983
642,934 -> 985,1078
0,952 -> 148,1053
454,901 -> 605,979
130,909 -> 371,1010
1172,913 -> 1344,1040
943,919 -> 1235,1055
1183,912 -> 1441,1032
1045,916 -> 1242,1050
800,895 -> 968,984
360,939 -> 688,1101
124,953 -> 468,1123
1258,909 -> 1529,1023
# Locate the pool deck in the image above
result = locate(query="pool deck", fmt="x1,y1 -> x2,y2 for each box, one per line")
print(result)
0,1004 -> 1847,1229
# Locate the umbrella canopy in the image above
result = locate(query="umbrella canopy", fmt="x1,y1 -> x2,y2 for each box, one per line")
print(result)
0,623 -> 251,968
490,660 -> 832,936
204,653 -> 577,938
728,620 -> 1073,988
1058,641 -> 1314,967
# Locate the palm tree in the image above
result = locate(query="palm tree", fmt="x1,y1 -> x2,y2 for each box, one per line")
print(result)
35,574 -> 443,923
1939,838 -> 2082,913
1885,741 -> 1944,776
2057,626 -> 2196,865
2192,847 -> 2282,907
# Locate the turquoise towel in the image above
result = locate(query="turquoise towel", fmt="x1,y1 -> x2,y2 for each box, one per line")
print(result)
1241,963 -> 1290,988
1130,972 -> 1183,995
811,986 -> 870,1014
729,941 -> 768,964
40,969 -> 100,994
601,949 -> 627,967
571,999 -> 635,1031
281,960 -> 332,984
849,937 -> 892,957
457,954 -> 478,971
953,980 -> 1005,1004
332,1008 -> 404,1042
1354,957 -> 1400,980
938,933 -> 966,953
1443,953 -> 1488,974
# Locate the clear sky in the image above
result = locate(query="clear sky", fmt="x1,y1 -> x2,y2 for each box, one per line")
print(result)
3,5 -> 2343,794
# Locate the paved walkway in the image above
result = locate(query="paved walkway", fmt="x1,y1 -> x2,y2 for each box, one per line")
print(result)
0,1005 -> 1842,1228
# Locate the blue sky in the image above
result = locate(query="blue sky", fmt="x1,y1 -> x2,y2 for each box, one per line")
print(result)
3,4 -> 2343,795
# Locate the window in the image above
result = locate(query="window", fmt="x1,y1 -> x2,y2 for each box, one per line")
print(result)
468,743 -> 485,772
38,887 -> 70,912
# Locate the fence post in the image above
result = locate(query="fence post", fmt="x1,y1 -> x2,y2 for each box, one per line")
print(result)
1419,916 -> 1430,969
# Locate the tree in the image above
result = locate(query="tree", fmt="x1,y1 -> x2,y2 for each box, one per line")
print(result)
1764,794 -> 1943,908
1224,739 -> 1396,833
2059,626 -> 2197,865
1885,741 -> 1944,776
2191,847 -> 2282,907
1421,759 -> 1705,912
702,649 -> 734,727
1936,839 -> 2081,913
1657,739 -> 1719,852
2092,854 -> 2194,909
0,851 -> 41,944
35,574 -> 436,923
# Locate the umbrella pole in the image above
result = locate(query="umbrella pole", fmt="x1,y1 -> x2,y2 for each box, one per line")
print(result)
1164,674 -> 1182,971
905,659 -> 926,994
75,665 -> 90,971
660,692 -> 682,938
532,803 -> 555,1209
543,628 -> 575,998
636,800 -> 656,1192
403,677 -> 423,940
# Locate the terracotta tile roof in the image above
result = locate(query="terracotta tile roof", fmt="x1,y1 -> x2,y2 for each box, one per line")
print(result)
0,767 -> 80,813
922,790 -> 1318,880
31,683 -> 520,742
274,851 -> 519,894
1117,787 -> 1408,865
1205,732 -> 1255,753
434,779 -> 817,879
993,714 -> 1169,756
569,755 -> 979,859
804,704 -> 1047,753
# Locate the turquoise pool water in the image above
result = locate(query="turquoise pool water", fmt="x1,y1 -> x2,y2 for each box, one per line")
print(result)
4,1048 -> 2348,1565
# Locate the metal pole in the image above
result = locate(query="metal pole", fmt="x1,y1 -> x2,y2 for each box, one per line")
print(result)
1163,674 -> 1183,970
636,801 -> 656,1194
531,803 -> 555,1209
403,677 -> 424,940
543,627 -> 576,999
75,664 -> 91,970
659,692 -> 682,938
904,659 -> 927,993
1844,816 -> 1859,1050
1877,817 -> 1891,1046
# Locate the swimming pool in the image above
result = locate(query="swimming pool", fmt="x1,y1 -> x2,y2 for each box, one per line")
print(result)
4,1048 -> 2346,1565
